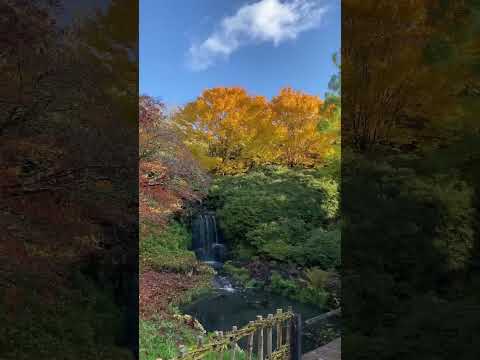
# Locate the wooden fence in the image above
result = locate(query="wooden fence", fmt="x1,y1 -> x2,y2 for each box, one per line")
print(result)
304,308 -> 341,326
172,307 -> 302,360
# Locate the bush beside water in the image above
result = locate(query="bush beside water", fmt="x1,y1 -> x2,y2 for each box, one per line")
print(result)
140,222 -> 197,273
210,165 -> 341,308
210,165 -> 340,267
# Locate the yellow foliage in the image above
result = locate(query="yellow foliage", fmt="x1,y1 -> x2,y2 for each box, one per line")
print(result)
174,87 -> 276,174
271,87 -> 334,167
342,0 -> 472,149
174,87 -> 340,173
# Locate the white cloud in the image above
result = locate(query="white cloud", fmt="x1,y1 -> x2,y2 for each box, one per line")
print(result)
187,0 -> 328,71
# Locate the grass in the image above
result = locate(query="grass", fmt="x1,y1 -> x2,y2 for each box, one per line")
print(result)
140,318 -> 253,360
139,220 -> 216,360
140,221 -> 199,273
202,349 -> 250,360
175,284 -> 214,308
139,318 -> 194,360
223,261 -> 251,286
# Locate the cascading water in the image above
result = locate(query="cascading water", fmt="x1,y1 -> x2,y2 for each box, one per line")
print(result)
192,212 -> 227,267
192,212 -> 233,291
185,213 -> 326,353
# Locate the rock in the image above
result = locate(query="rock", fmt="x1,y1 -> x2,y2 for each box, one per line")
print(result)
173,314 -> 206,334
193,318 -> 206,334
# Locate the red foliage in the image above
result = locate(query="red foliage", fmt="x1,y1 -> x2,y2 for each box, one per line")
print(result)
139,270 -> 200,319
139,95 -> 210,227
139,95 -> 165,127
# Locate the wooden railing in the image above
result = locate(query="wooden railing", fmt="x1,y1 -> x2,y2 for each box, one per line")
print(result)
304,308 -> 341,326
172,307 -> 302,360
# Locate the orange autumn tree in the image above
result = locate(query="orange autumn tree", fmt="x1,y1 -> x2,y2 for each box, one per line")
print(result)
271,87 -> 334,167
174,87 -> 277,174
342,0 -> 475,150
175,86 -> 337,173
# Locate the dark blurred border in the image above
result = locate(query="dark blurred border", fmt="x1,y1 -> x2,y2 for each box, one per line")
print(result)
342,1 -> 480,359
1,1 -> 139,359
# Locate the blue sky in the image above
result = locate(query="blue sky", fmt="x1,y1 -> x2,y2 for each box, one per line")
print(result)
140,0 -> 340,108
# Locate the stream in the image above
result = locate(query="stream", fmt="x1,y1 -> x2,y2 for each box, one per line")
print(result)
184,213 -> 333,353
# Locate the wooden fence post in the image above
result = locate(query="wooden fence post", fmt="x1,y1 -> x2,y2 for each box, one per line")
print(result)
257,315 -> 264,360
218,331 -> 224,360
179,345 -> 187,359
267,314 -> 273,359
290,313 -> 302,360
286,306 -> 292,349
231,326 -> 238,360
172,310 -> 301,360
247,321 -> 254,360
276,309 -> 283,350
197,335 -> 204,347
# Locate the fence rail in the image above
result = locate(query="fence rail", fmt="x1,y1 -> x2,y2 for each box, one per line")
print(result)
172,307 -> 302,360
304,308 -> 341,326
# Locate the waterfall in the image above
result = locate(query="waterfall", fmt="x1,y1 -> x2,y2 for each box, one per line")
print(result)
192,212 -> 235,292
192,212 -> 226,266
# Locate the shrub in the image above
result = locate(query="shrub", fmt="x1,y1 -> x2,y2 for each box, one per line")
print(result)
344,156 -> 476,286
232,243 -> 257,261
139,317 -> 197,360
270,272 -> 328,307
295,227 -> 341,269
0,270 -> 129,360
305,267 -> 331,289
223,261 -> 251,285
140,221 -> 198,273
209,166 -> 340,267
296,287 -> 328,307
270,272 -> 297,297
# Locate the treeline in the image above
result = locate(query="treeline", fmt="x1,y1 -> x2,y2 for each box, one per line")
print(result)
139,95 -> 209,229
138,68 -> 341,223
173,84 -> 340,174
2,1 -> 137,359
342,1 -> 480,359
343,0 -> 479,151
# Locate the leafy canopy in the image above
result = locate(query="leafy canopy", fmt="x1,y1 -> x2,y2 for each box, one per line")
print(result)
174,87 -> 340,174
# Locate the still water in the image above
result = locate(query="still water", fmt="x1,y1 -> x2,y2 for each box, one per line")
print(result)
181,283 -> 323,352
188,213 -> 331,352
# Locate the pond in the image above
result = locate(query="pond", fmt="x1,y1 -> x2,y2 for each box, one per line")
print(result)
181,275 -> 327,353
187,213 -> 337,353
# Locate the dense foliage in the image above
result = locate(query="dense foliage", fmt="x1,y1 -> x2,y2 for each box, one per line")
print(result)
209,165 -> 340,268
342,0 -> 479,150
174,87 -> 339,174
342,1 -> 480,358
139,95 -> 210,227
2,1 -> 138,358
342,154 -> 480,358
140,222 -> 196,273
140,317 -> 198,360
139,96 -> 213,360
138,47 -> 342,358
